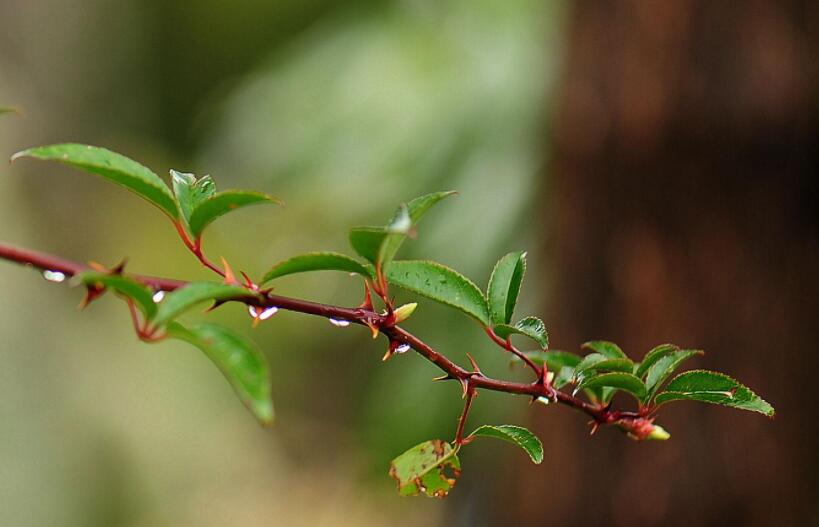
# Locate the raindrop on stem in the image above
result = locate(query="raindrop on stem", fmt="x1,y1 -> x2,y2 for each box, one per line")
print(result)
42,270 -> 66,283
249,305 -> 278,320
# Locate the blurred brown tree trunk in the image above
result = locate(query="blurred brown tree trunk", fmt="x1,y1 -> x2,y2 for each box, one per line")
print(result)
497,1 -> 819,525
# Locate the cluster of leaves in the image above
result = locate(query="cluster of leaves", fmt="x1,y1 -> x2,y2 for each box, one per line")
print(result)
7,141 -> 774,499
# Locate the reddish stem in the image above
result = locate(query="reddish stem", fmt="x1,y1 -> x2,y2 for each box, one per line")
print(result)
484,326 -> 543,380
454,383 -> 477,445
0,241 -> 640,430
173,221 -> 225,278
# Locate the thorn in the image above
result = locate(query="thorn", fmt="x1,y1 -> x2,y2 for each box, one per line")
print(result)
221,257 -> 238,285
365,320 -> 379,339
466,353 -> 482,375
205,299 -> 229,313
359,282 -> 374,310
78,283 -> 106,309
88,261 -> 107,272
432,374 -> 453,382
459,377 -> 469,398
588,421 -> 599,436
240,271 -> 257,290
381,348 -> 393,362
110,258 -> 127,275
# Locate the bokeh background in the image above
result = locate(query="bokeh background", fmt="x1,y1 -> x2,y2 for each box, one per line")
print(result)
0,1 -> 816,525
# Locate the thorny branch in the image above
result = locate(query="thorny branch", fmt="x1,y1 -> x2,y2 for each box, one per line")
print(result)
0,241 -> 656,438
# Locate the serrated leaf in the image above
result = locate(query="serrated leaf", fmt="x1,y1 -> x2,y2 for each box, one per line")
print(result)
493,316 -> 548,349
581,340 -> 627,359
348,191 -> 456,269
468,424 -> 543,464
385,260 -> 490,325
166,322 -> 273,425
635,343 -> 680,378
486,251 -> 527,324
171,170 -> 216,227
389,439 -> 461,498
644,349 -> 704,399
11,144 -> 179,219
654,370 -> 774,417
187,190 -> 282,239
152,282 -> 258,327
573,352 -> 606,377
261,252 -> 374,284
76,272 -> 157,318
577,372 -> 647,401
574,356 -> 634,387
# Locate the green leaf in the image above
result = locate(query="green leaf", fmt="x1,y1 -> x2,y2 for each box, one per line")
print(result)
573,353 -> 608,378
635,343 -> 680,378
166,322 -> 273,425
404,191 -> 458,223
348,191 -> 457,268
493,316 -> 549,349
521,350 -> 582,370
261,252 -> 374,284
348,227 -> 387,265
486,251 -> 527,324
388,439 -> 461,498
644,349 -> 704,399
572,354 -> 635,403
385,260 -> 490,325
576,372 -> 647,401
152,282 -> 258,327
581,340 -> 627,359
554,366 -> 577,389
11,144 -> 179,219
518,350 -> 582,389
187,190 -> 282,239
76,272 -> 157,319
380,191 -> 456,268
654,370 -> 774,417
468,424 -> 543,464
171,170 -> 216,227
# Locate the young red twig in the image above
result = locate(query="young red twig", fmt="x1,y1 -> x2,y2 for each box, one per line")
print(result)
173,221 -> 225,277
484,326 -> 543,380
454,383 -> 477,445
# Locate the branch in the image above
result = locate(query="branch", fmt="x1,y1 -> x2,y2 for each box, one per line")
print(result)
0,241 -> 639,430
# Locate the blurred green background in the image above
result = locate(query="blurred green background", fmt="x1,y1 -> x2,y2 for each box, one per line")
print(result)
2,1 -> 816,526
0,1 -> 564,525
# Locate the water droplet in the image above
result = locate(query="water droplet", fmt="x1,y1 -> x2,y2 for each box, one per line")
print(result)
249,305 -> 278,320
152,290 -> 165,303
42,270 -> 66,283
329,318 -> 350,327
536,396 -> 551,406
395,343 -> 411,354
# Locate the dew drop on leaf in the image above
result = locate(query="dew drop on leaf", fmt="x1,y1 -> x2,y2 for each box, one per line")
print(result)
329,318 -> 350,327
152,290 -> 165,303
395,343 -> 411,354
